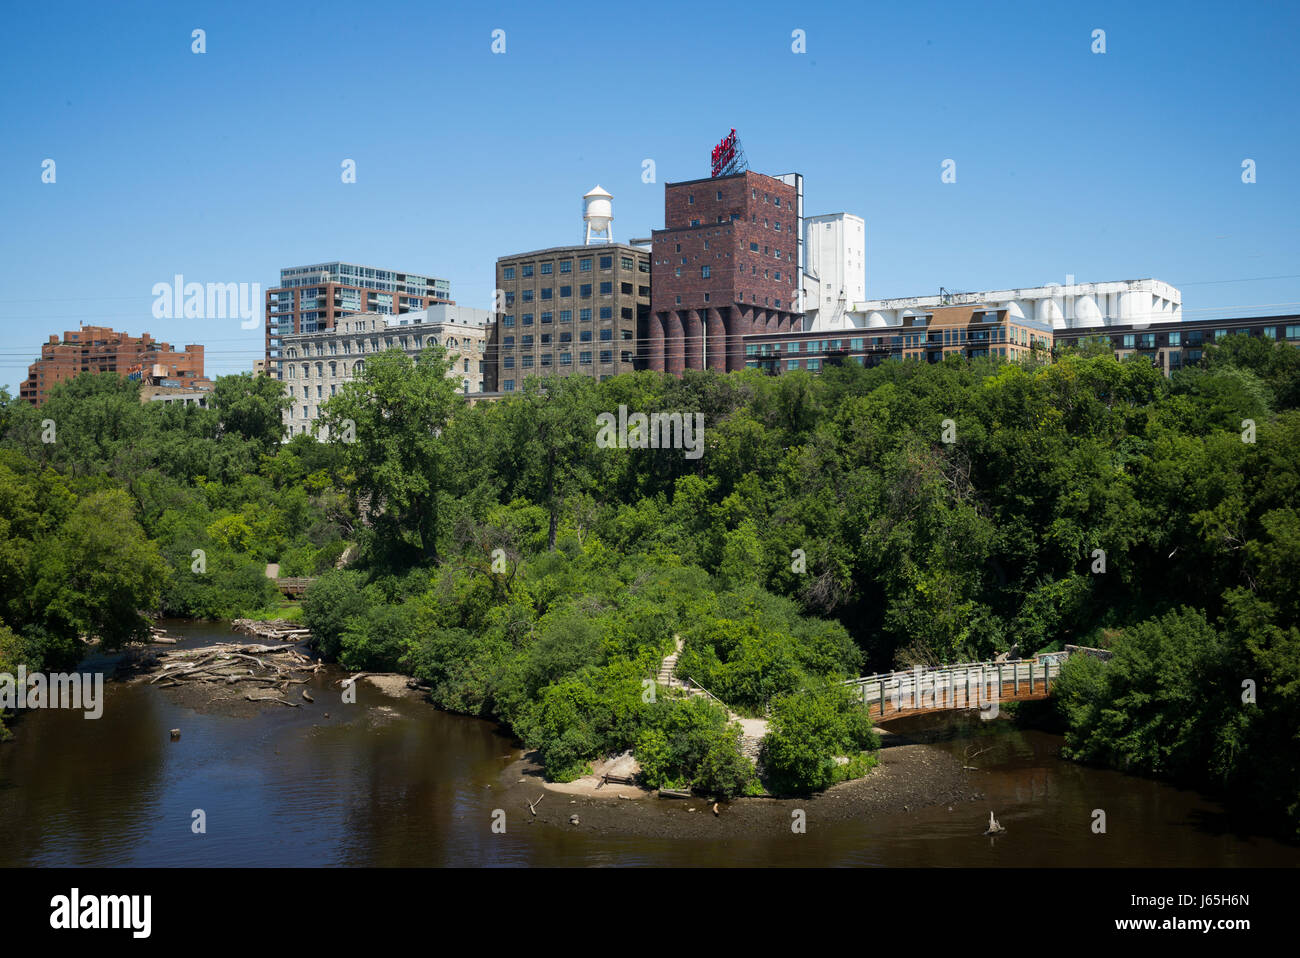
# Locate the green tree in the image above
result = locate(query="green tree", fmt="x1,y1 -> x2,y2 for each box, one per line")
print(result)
319,348 -> 460,563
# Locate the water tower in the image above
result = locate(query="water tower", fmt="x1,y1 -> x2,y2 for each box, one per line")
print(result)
583,185 -> 613,245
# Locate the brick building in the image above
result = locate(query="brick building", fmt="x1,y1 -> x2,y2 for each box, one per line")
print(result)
649,170 -> 802,374
19,325 -> 210,406
490,244 -> 650,393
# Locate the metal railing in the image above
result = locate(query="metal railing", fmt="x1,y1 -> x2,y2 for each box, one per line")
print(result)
844,657 -> 1064,717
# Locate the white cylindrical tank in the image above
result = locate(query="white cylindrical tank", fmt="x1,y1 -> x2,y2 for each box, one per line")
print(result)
584,185 -> 613,235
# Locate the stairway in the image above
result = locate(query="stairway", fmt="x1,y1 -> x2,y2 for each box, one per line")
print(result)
656,635 -> 685,688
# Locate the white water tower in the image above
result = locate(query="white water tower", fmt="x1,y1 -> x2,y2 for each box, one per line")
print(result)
583,185 -> 613,245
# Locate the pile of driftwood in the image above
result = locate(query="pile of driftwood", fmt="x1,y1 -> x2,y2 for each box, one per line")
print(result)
231,619 -> 314,643
148,641 -> 322,707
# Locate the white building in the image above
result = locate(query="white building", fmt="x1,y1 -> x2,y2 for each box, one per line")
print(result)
802,213 -> 866,330
281,305 -> 493,438
808,279 -> 1182,332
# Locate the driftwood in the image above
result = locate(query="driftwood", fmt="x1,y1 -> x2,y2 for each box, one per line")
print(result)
144,640 -> 322,708
527,795 -> 544,816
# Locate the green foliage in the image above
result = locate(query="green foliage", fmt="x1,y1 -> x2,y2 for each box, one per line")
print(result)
761,683 -> 880,794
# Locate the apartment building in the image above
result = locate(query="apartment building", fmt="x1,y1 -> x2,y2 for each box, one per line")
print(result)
280,306 -> 492,437
266,262 -> 452,377
19,325 -> 211,405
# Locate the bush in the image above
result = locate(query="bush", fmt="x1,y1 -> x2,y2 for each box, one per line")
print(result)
301,570 -> 372,660
761,683 -> 880,794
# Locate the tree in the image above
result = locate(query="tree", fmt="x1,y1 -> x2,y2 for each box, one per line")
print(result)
212,372 -> 291,454
319,348 -> 460,563
32,489 -> 166,650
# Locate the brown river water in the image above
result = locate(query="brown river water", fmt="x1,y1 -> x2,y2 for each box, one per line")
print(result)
0,621 -> 1295,867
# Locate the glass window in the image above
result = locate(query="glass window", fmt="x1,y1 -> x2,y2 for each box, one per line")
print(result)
521,264 -> 533,278
502,267 -> 515,280
579,258 -> 592,272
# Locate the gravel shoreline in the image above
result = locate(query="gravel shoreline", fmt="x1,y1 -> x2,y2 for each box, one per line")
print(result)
494,741 -> 985,839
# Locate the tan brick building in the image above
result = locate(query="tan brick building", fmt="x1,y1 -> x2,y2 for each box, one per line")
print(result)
490,244 -> 650,393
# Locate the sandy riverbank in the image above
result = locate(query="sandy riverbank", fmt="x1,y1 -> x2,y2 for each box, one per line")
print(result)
493,741 -> 985,839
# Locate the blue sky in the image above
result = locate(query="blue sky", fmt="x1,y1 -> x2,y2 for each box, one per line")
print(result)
2,0 -> 1297,391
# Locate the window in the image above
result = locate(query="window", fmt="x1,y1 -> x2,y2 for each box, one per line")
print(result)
521,355 -> 534,368
716,190 -> 722,200
540,333 -> 551,345
503,267 -> 515,280
541,288 -> 552,300
580,284 -> 592,297
579,351 -> 593,365
560,352 -> 572,365
560,331 -> 572,343
503,336 -> 515,348
599,307 -> 612,320
521,264 -> 533,278
1286,326 -> 1300,340
579,258 -> 592,272
522,313 -> 534,325
600,350 -> 612,364
600,281 -> 612,295
521,289 -> 534,303
504,380 -> 515,392
1262,327 -> 1276,339
621,257 -> 633,270
541,353 -> 553,366
580,330 -> 592,342
559,260 -> 572,273
503,314 -> 515,327
687,194 -> 694,205
599,328 -> 613,341
750,242 -> 758,252
541,312 -> 553,324
599,255 -> 612,269
540,262 -> 553,275
701,266 -> 711,278
560,285 -> 572,298
560,310 -> 572,323
503,356 -> 515,369
1215,329 -> 1228,341
521,335 -> 533,347
580,308 -> 592,322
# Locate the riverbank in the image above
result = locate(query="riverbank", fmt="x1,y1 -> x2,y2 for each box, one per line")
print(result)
494,740 -> 985,839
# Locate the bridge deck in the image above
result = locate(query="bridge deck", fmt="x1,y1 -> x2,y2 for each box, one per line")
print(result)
847,657 -> 1064,721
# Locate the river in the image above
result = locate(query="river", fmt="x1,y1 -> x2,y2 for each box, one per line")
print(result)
0,621 -> 1294,867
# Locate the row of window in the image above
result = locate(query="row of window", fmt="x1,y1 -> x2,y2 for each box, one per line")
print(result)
503,282 -> 644,304
502,307 -> 631,325
502,256 -> 645,280
502,350 -> 631,369
502,328 -> 632,347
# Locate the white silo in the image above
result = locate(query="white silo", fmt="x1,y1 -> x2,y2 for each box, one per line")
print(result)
583,185 -> 613,245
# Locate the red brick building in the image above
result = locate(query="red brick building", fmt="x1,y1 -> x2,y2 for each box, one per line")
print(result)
19,325 -> 211,406
648,170 -> 802,374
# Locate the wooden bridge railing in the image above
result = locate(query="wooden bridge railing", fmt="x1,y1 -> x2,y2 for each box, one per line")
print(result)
274,577 -> 316,598
844,656 -> 1065,719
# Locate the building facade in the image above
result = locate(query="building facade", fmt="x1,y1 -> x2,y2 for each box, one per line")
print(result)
1054,314 -> 1300,375
648,170 -> 802,374
20,325 -> 210,405
266,262 -> 452,378
826,279 -> 1181,333
745,304 -> 1054,372
802,213 -> 866,331
490,243 -> 650,393
280,306 -> 491,437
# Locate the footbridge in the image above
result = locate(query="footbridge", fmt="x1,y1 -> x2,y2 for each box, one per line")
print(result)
846,654 -> 1070,721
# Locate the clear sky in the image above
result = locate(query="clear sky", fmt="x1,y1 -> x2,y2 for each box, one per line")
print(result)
2,0 -> 1297,392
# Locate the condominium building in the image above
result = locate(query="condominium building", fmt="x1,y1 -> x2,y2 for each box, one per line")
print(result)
1055,314 -> 1300,375
745,303 -> 1054,372
265,262 -> 452,377
19,325 -> 211,405
280,305 -> 492,437
491,243 -> 650,393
